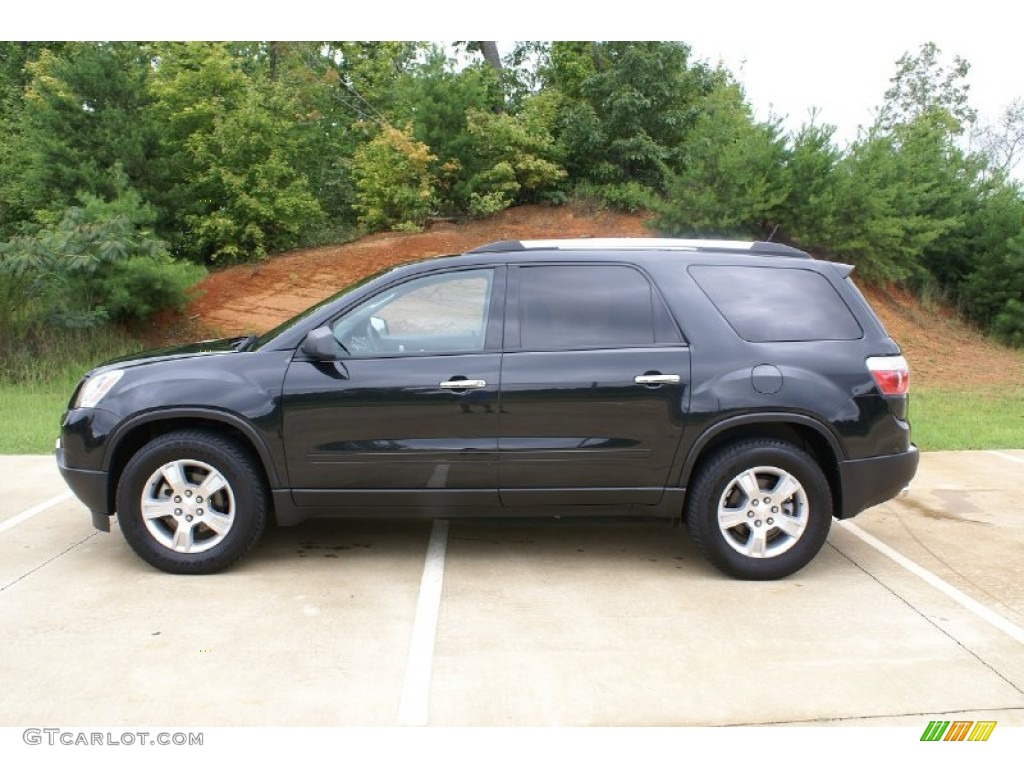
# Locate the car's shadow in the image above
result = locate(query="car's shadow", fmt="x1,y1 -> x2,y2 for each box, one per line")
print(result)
246,516 -> 716,578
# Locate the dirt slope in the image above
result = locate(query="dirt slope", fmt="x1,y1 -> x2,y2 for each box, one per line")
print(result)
860,285 -> 1023,390
184,205 -> 648,337
171,204 -> 1023,391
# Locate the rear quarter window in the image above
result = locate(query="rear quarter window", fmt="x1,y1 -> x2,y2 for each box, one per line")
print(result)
689,265 -> 863,342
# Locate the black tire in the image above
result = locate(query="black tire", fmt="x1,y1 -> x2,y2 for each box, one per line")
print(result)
685,439 -> 832,580
116,430 -> 269,574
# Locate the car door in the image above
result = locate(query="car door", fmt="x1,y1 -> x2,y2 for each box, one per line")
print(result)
498,263 -> 689,506
282,266 -> 504,509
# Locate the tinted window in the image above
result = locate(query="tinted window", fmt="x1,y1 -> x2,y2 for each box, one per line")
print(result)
517,265 -> 656,350
690,265 -> 862,342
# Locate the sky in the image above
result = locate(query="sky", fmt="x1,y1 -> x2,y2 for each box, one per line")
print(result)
651,1 -> 1022,146
10,0 -> 1023,149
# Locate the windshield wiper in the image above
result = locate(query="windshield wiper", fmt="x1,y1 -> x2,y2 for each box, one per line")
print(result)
232,335 -> 258,351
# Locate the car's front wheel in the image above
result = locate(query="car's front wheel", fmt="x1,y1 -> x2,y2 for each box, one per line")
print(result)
685,439 -> 832,580
116,430 -> 269,574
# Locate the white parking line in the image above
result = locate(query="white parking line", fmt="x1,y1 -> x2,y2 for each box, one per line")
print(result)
396,519 -> 449,726
0,491 -> 74,534
988,450 -> 1024,464
839,520 -> 1024,645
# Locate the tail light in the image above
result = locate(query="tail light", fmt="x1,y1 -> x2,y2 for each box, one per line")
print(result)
866,355 -> 910,396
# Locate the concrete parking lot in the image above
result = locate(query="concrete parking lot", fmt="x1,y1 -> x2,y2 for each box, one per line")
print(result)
1,451 -> 1023,727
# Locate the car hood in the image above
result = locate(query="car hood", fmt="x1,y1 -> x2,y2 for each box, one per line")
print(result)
95,336 -> 251,371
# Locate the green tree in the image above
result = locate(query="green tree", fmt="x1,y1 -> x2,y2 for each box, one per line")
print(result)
148,42 -> 323,262
774,120 -> 843,248
877,42 -> 976,135
0,42 -> 59,115
819,123 -> 962,284
394,47 -> 504,212
542,41 -> 720,193
654,82 -> 787,238
181,82 -> 325,261
962,231 -> 1024,346
858,40 -> 1024,344
0,43 -> 52,233
958,183 -> 1024,341
4,42 -> 157,225
973,98 -> 1024,177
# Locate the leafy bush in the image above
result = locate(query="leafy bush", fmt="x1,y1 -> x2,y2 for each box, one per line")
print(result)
464,99 -> 567,215
352,125 -> 437,230
572,180 -> 658,213
0,189 -> 203,333
90,254 -> 204,321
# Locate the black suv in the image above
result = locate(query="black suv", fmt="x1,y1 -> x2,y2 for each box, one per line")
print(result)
57,238 -> 918,579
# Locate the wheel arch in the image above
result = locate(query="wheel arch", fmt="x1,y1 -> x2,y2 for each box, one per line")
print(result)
102,409 -> 281,518
680,414 -> 844,521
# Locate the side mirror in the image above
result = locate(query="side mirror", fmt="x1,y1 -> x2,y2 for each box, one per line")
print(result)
300,327 -> 344,360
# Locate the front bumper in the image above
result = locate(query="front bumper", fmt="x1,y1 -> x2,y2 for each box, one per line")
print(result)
836,445 -> 920,519
56,441 -> 111,531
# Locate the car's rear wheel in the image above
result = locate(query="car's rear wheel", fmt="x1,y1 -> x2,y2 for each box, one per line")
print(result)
116,430 -> 268,574
686,439 -> 832,580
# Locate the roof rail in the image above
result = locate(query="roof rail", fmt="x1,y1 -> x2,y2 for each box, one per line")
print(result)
467,237 -> 811,258
467,239 -> 524,253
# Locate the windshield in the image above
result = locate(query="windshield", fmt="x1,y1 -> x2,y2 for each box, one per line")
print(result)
251,266 -> 397,349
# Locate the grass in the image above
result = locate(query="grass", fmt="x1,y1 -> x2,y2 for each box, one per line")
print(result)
910,386 -> 1024,451
0,326 -> 142,454
0,386 -> 74,453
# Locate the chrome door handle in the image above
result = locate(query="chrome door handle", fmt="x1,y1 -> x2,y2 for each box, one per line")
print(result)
439,379 -> 487,389
634,374 -> 681,385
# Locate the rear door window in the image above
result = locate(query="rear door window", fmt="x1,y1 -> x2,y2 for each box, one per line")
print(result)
514,265 -> 670,350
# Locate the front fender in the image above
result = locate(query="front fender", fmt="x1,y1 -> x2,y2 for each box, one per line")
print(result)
103,407 -> 284,488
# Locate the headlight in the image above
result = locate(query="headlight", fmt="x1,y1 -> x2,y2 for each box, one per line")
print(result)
73,370 -> 124,409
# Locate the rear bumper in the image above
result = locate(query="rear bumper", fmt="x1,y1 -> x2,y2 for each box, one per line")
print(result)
836,445 -> 919,519
56,443 -> 111,532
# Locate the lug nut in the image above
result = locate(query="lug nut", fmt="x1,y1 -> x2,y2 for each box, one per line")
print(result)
174,496 -> 182,503
747,510 -> 755,518
767,517 -> 775,525
772,506 -> 779,513
186,515 -> 193,522
197,509 -> 204,516
196,496 -> 203,503
185,490 -> 192,498
752,500 -> 759,507
174,509 -> 182,515
763,497 -> 771,504
754,520 -> 762,527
